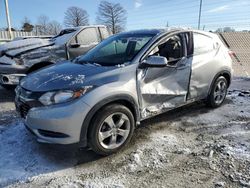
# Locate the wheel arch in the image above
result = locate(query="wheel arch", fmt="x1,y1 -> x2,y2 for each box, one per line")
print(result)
208,70 -> 231,95
27,61 -> 54,73
79,94 -> 140,147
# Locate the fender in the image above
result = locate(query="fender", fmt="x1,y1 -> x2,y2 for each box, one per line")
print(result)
79,94 -> 140,147
27,61 -> 54,73
208,70 -> 231,95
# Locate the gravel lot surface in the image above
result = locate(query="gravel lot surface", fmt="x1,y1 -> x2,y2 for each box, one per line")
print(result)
0,78 -> 249,188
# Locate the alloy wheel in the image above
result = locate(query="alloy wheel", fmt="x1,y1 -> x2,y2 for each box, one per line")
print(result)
214,80 -> 227,105
98,113 -> 131,150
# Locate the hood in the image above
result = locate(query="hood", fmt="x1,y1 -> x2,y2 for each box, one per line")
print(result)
20,62 -> 118,92
0,38 -> 54,57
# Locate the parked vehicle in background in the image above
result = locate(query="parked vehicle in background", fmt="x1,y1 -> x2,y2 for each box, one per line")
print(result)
13,36 -> 53,41
0,25 -> 110,89
15,28 -> 233,155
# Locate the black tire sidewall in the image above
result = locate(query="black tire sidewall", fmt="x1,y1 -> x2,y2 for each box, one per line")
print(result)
207,76 -> 228,108
88,104 -> 135,155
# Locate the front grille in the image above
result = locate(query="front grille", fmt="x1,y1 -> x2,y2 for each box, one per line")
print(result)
19,101 -> 31,118
15,87 -> 44,118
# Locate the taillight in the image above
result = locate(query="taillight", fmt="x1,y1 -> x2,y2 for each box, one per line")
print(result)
228,50 -> 235,58
228,50 -> 240,63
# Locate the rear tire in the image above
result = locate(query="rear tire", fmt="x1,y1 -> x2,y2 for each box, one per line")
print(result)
206,76 -> 228,108
88,104 -> 135,156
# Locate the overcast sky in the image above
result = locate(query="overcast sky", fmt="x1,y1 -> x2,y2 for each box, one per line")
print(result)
0,0 -> 249,31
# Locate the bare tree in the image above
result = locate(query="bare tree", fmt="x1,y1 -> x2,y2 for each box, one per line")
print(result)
64,7 -> 89,27
47,21 -> 62,35
36,15 -> 50,35
36,15 -> 63,35
96,1 -> 127,34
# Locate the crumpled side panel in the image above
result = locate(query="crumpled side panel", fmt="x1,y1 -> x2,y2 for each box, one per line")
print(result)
0,38 -> 53,57
20,45 -> 67,67
138,59 -> 192,119
0,55 -> 16,65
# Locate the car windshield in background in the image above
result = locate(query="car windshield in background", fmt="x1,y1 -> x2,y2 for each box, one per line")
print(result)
78,33 -> 154,66
51,28 -> 78,45
51,29 -> 77,39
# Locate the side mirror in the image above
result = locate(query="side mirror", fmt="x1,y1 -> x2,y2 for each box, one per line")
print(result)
70,43 -> 80,48
142,56 -> 169,68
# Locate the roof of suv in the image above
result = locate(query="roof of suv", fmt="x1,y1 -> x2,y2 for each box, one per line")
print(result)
119,27 -> 187,36
65,25 -> 108,31
119,28 -> 218,39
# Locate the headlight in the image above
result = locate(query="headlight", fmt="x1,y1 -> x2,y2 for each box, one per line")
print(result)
39,86 -> 93,106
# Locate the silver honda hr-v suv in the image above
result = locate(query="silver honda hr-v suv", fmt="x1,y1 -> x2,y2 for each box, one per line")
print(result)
15,28 -> 233,155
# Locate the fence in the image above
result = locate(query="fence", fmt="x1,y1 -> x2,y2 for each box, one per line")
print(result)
218,32 -> 250,77
0,31 -> 36,42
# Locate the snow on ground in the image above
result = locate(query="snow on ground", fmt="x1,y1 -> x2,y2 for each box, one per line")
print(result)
0,78 -> 250,188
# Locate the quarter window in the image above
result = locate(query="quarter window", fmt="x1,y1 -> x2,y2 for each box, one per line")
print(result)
193,33 -> 214,55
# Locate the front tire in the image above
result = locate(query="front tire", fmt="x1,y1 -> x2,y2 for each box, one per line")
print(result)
88,104 -> 135,155
206,76 -> 228,108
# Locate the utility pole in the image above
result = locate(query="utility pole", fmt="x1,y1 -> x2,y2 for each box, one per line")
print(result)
198,0 -> 203,30
4,0 -> 13,40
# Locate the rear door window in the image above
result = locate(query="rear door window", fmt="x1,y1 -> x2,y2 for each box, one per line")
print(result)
76,28 -> 100,45
193,33 -> 214,55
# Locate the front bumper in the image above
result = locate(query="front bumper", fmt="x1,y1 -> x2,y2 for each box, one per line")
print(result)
0,64 -> 27,85
0,73 -> 26,85
16,98 -> 91,145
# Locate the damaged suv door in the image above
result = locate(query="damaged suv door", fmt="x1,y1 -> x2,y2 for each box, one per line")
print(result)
138,32 -> 192,119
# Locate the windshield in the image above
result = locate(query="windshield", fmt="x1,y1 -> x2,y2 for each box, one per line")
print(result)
52,29 -> 77,39
78,33 -> 154,66
50,28 -> 78,45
